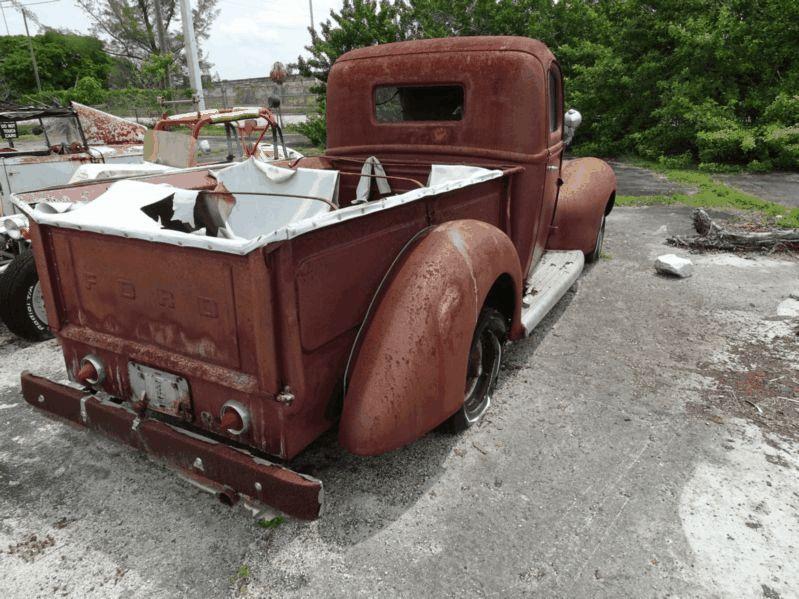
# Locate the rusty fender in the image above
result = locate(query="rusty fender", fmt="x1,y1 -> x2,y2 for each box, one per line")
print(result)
340,220 -> 523,456
546,157 -> 616,255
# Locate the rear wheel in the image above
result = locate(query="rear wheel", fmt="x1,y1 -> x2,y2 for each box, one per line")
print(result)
586,216 -> 606,263
446,308 -> 507,432
0,251 -> 52,341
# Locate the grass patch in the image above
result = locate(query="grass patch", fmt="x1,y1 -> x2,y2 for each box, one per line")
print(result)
236,564 -> 251,579
616,159 -> 799,228
257,515 -> 284,529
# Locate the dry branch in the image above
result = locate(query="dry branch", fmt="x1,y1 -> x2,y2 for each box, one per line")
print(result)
668,209 -> 799,252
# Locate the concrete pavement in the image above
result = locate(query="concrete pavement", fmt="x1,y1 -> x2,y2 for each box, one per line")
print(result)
0,205 -> 797,598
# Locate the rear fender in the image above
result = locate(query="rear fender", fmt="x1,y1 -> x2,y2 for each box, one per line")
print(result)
339,220 -> 523,456
547,157 -> 616,255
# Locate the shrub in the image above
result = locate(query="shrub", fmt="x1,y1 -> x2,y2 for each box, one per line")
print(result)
72,76 -> 107,105
761,125 -> 799,170
763,93 -> 799,125
696,126 -> 759,165
295,113 -> 327,147
746,159 -> 773,173
697,162 -> 742,173
657,152 -> 693,169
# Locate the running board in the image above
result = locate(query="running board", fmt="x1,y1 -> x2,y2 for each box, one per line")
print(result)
520,250 -> 584,335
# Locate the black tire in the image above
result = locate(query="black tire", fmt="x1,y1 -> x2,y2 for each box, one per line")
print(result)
586,216 -> 606,263
0,252 -> 52,341
446,307 -> 507,432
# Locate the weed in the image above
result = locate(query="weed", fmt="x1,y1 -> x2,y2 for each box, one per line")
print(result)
257,516 -> 285,529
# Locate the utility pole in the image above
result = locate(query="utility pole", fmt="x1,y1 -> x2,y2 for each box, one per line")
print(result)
178,0 -> 205,110
308,0 -> 314,31
21,8 -> 42,93
1,3 -> 10,35
152,0 -> 170,88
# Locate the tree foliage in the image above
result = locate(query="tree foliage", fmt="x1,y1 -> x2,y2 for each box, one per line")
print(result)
75,0 -> 220,85
294,0 -> 416,145
299,0 -> 799,169
0,31 -> 112,99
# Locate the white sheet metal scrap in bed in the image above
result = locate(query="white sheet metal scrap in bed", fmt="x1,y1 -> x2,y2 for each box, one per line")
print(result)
13,158 -> 503,255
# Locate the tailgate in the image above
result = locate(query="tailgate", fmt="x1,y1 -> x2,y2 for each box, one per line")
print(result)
44,227 -> 267,375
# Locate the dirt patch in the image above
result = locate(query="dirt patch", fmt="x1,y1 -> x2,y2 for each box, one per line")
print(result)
2,533 -> 55,562
689,331 -> 799,441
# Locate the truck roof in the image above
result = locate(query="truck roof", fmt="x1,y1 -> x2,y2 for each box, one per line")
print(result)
327,36 -> 558,161
337,36 -> 555,64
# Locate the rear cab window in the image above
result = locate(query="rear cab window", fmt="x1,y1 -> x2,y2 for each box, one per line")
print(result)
375,85 -> 464,122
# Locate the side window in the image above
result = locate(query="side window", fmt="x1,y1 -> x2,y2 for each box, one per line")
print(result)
548,68 -> 560,134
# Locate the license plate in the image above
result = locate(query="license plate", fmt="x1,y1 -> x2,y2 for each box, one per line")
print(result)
128,362 -> 191,418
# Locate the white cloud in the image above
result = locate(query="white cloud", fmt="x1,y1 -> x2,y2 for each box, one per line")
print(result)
2,0 -> 345,80
208,0 -> 344,78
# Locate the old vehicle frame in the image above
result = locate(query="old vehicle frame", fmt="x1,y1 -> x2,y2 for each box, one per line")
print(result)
14,37 -> 615,519
1,102 -> 145,273
0,103 -> 145,340
0,102 -> 145,220
1,106 -> 300,341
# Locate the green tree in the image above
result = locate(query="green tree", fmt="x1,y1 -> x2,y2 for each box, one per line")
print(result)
75,0 -> 220,84
296,0 -> 799,169
72,76 -> 107,105
0,31 -> 113,98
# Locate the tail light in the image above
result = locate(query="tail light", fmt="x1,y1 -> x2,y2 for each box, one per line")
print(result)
220,400 -> 249,435
76,355 -> 105,386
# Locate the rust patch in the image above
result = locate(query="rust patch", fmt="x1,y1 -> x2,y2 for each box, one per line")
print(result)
72,102 -> 146,145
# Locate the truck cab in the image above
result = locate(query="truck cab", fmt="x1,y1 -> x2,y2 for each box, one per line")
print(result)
14,37 -> 615,520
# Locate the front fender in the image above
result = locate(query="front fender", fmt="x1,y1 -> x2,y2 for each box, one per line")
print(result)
340,220 -> 523,456
547,157 -> 616,254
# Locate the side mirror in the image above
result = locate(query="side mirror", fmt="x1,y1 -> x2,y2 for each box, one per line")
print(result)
563,109 -> 582,146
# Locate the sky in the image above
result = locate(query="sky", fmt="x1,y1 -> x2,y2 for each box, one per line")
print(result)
0,0 -> 345,80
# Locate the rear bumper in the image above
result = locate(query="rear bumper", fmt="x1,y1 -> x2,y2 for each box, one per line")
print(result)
20,372 -> 323,520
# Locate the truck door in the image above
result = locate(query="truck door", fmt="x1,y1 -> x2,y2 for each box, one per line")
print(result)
533,63 -> 564,266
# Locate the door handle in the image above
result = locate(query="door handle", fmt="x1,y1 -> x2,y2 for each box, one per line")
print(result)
546,165 -> 559,171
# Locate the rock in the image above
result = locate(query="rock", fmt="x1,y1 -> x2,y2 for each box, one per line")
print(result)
777,298 -> 799,318
654,254 -> 694,278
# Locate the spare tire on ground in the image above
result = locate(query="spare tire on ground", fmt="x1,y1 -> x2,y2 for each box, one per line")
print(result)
0,251 -> 52,341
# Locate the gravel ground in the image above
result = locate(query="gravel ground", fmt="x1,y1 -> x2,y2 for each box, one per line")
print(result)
1,205 -> 798,598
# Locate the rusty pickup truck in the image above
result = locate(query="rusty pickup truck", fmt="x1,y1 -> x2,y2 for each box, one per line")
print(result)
14,37 -> 615,520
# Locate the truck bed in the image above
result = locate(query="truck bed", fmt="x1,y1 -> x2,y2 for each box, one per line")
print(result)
21,157 -> 514,459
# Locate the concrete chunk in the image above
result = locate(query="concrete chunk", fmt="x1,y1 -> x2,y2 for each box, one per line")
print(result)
655,254 -> 694,278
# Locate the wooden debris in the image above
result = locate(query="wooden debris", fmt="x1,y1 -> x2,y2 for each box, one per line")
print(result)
668,209 -> 799,252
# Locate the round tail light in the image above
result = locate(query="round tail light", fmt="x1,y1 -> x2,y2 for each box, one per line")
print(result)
76,354 -> 105,385
219,400 -> 250,435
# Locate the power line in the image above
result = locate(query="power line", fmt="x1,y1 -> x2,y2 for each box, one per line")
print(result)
0,1 -> 59,8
